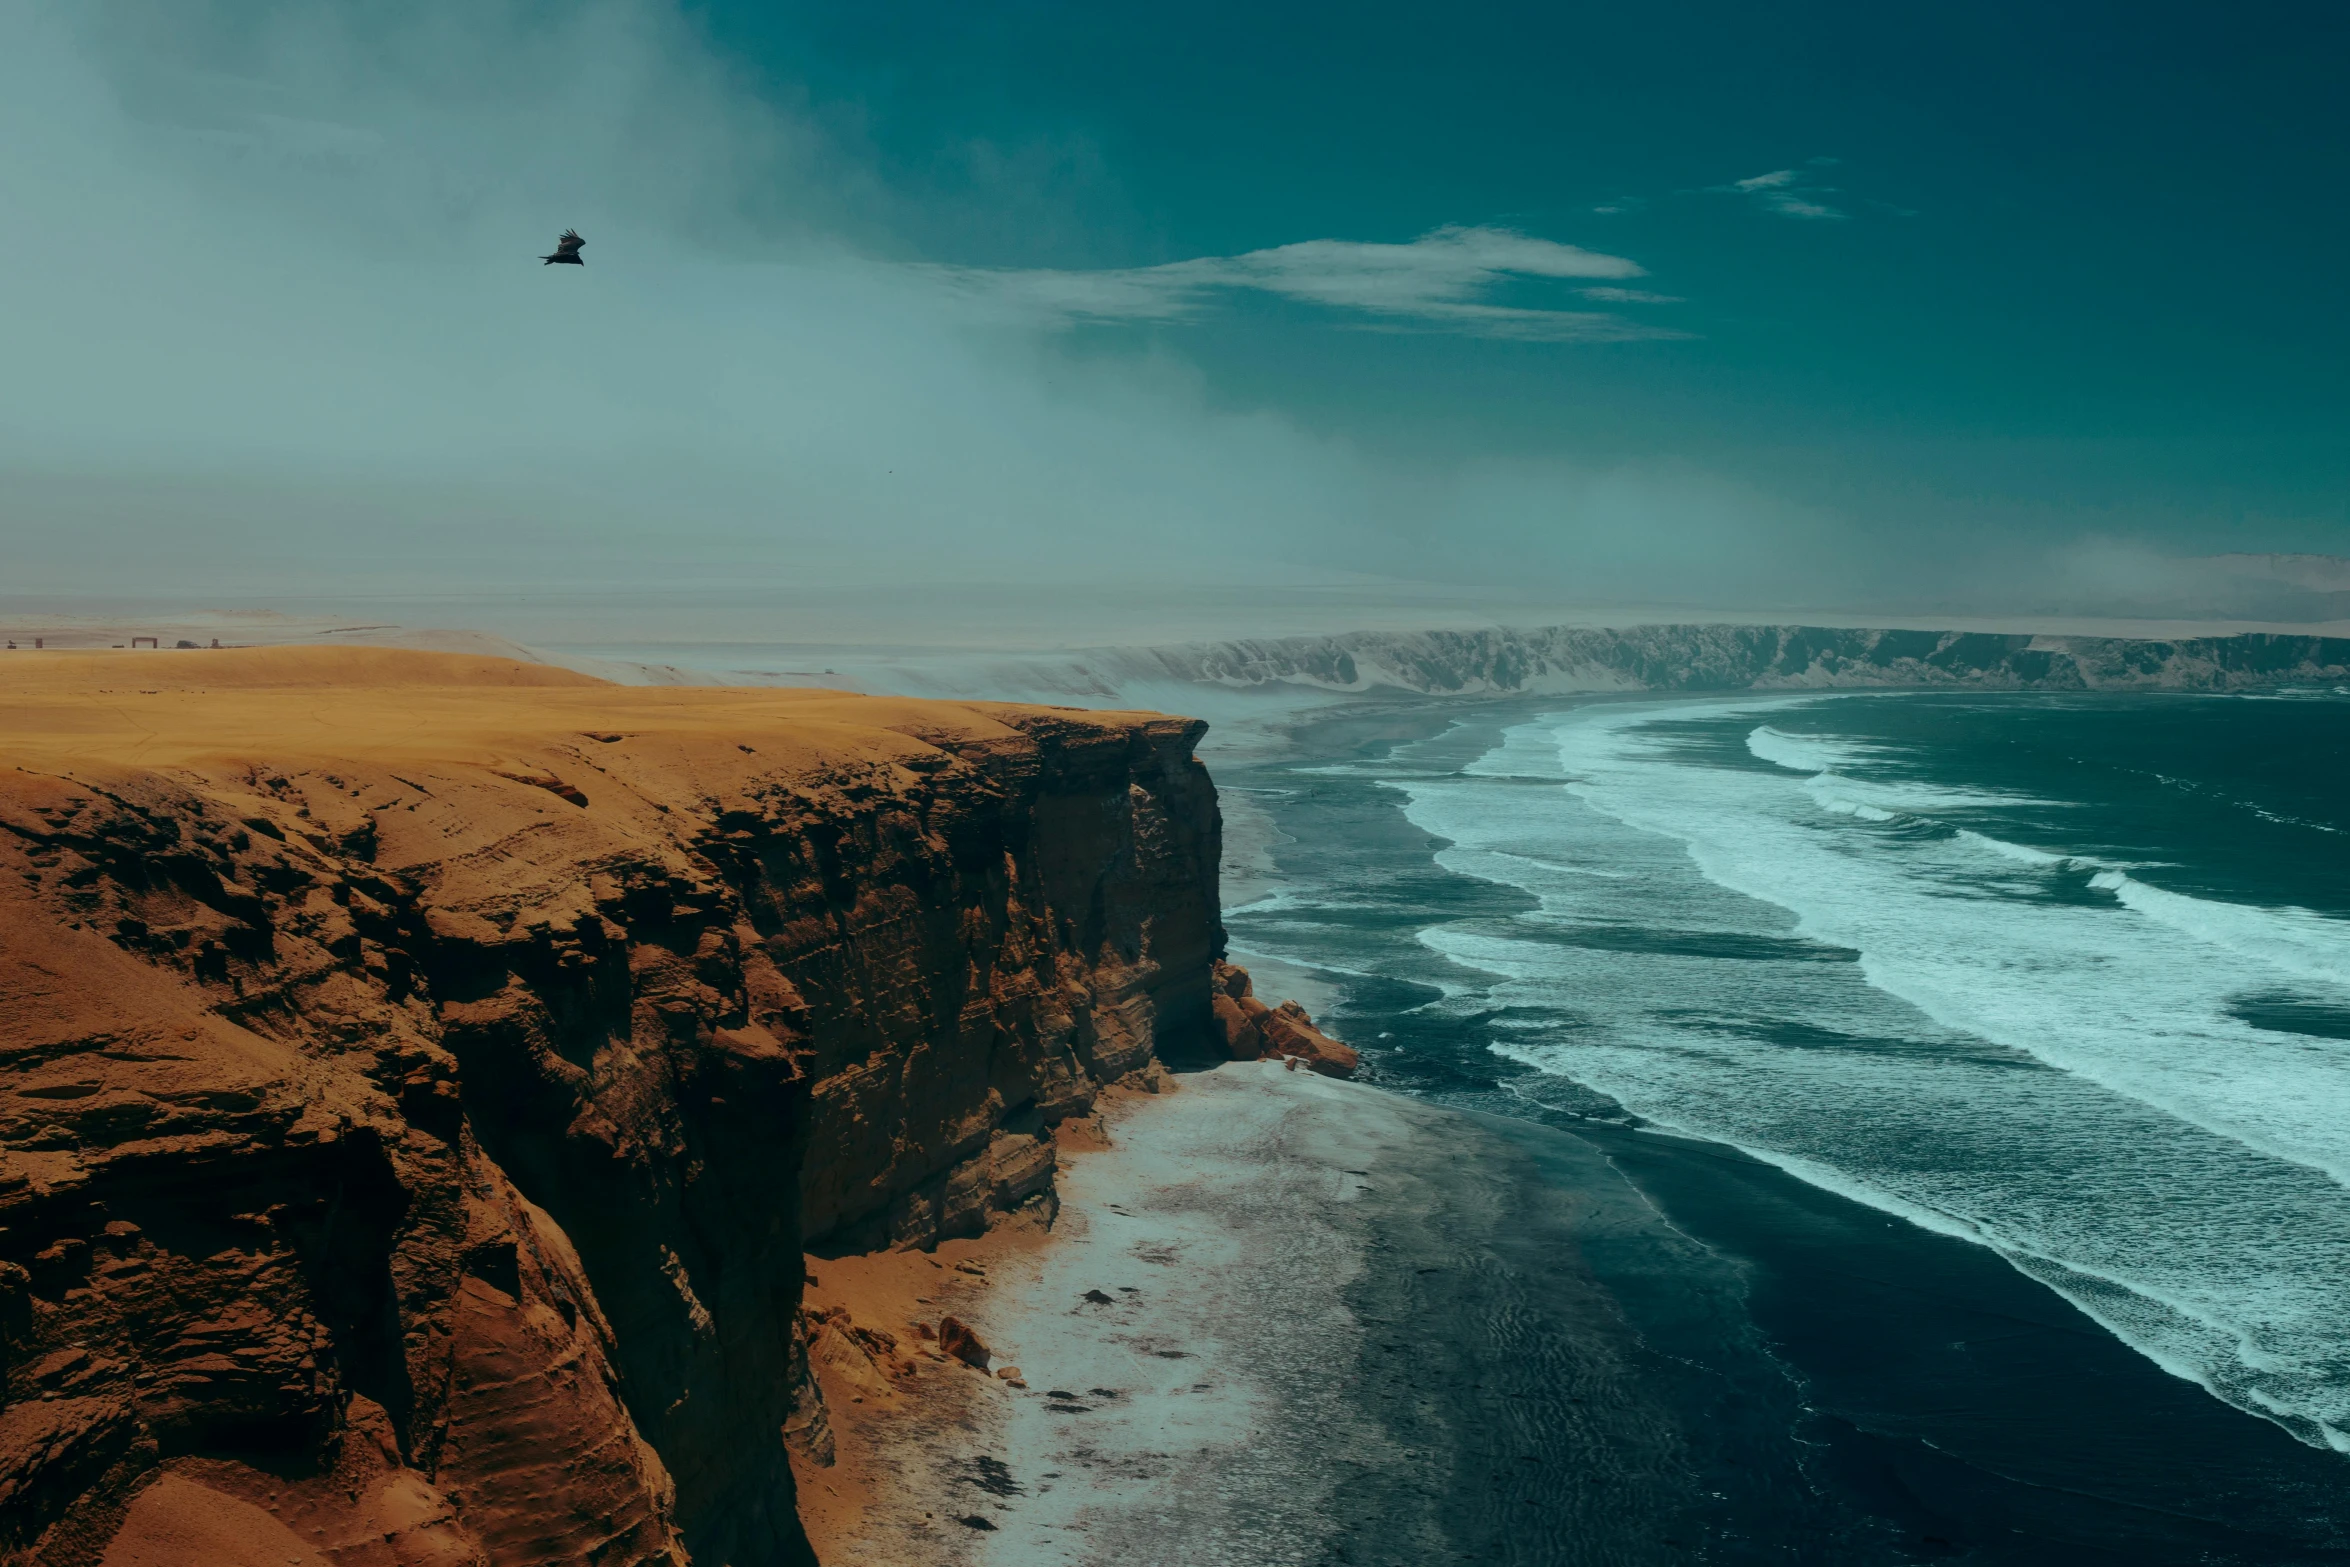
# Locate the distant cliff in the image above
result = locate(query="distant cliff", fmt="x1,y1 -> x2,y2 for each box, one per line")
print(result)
0,651 -> 1221,1567
1123,623 -> 2350,697
701,623 -> 2350,711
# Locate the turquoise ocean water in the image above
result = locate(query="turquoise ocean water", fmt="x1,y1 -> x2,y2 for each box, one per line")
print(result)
1225,691 -> 2350,1461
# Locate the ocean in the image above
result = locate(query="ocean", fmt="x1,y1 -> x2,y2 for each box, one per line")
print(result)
1219,690 -> 2350,1562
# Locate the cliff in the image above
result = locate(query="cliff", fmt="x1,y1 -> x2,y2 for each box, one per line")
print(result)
1147,623 -> 2350,695
775,623 -> 2350,707
0,648 -> 1221,1567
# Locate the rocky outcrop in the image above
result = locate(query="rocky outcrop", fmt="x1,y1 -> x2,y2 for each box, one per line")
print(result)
1209,962 -> 1358,1078
0,651 -> 1222,1567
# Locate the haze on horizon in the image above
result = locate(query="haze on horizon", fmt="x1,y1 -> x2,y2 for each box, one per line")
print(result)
2,0 -> 2344,624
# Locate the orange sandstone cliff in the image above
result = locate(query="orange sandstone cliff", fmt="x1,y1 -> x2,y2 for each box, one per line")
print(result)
0,649 -> 1221,1567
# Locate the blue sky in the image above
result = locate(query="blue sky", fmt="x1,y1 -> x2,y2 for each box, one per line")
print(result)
1,1 -> 2343,612
713,0 -> 2348,520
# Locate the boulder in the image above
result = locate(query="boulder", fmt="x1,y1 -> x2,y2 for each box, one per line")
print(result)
1212,992 -> 1268,1059
1207,961 -> 1358,1077
1261,1004 -> 1361,1078
937,1315 -> 992,1370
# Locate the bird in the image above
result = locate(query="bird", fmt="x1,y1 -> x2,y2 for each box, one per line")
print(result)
541,229 -> 585,266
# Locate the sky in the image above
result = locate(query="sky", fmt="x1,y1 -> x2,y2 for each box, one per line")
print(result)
1,0 -> 2345,617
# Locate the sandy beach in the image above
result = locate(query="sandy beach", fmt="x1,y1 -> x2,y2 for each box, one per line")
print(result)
793,1062 -> 1820,1567
795,1023 -> 2350,1566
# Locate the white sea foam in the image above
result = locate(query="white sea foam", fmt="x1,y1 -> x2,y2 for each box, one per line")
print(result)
1221,887 -> 1392,917
1221,890 -> 1305,915
1389,697 -> 2350,1450
2090,870 -> 2350,991
1956,829 -> 2070,867
1748,722 -> 2062,821
1463,721 -> 1577,780
1805,781 -> 1897,821
1745,724 -> 1887,774
1489,848 -> 1634,878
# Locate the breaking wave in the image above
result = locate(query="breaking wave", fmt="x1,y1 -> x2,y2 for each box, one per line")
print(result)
1394,694 -> 2350,1450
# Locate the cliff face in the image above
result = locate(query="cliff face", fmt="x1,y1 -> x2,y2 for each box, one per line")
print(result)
1144,624 -> 2350,696
816,623 -> 2350,707
0,650 -> 1220,1567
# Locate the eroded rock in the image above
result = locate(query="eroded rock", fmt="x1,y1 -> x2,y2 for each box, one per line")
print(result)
937,1316 -> 991,1370
0,650 -> 1225,1567
1209,961 -> 1360,1077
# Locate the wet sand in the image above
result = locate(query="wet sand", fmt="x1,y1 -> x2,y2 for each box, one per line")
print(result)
1578,1118 -> 2350,1564
797,1063 -> 1835,1566
1215,694 -> 2350,1565
792,694 -> 2350,1567
799,1066 -> 2350,1565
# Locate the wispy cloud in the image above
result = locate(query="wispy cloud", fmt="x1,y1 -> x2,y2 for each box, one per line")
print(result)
11,2 -> 1847,605
1715,164 -> 1846,220
1580,286 -> 1682,303
1597,158 -> 1883,223
919,226 -> 1690,341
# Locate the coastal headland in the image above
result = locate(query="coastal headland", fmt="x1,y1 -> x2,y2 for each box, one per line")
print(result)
0,647 -> 1243,1566
14,645 -> 2350,1566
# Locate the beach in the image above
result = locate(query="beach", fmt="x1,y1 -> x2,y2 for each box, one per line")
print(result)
1211,692 -> 2350,1565
15,647 -> 2350,1565
796,1059 -> 2350,1567
795,1062 -> 1859,1566
792,688 -> 2350,1565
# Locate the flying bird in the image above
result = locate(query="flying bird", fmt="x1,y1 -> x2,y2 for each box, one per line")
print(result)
541,229 -> 585,266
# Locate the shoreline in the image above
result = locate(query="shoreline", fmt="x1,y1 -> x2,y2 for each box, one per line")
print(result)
0,646 -> 1227,1567
798,1057 -> 2350,1567
792,1063 -> 1845,1566
1215,691 -> 2350,1564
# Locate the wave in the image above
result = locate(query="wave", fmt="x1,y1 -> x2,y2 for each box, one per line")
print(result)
1689,1127 -> 2350,1455
2091,870 -> 2350,992
2251,804 -> 2344,836
1219,943 -> 1399,989
1740,723 -> 2063,825
1489,848 -> 1634,878
1461,721 -> 1576,781
1745,724 -> 1887,774
1394,697 -> 2350,1449
1950,830 -> 2147,874
1956,828 -> 2071,868
1810,790 -> 1898,822
1804,773 -> 2060,817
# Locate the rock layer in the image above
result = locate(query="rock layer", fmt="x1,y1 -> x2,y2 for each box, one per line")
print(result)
0,649 -> 1221,1567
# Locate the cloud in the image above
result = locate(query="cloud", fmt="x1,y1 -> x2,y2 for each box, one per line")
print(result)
1716,167 -> 1847,220
1579,286 -> 1683,304
0,0 -> 1861,612
1603,159 -> 1864,224
918,226 -> 1689,340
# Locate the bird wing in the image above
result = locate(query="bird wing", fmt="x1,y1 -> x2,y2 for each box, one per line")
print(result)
554,229 -> 585,255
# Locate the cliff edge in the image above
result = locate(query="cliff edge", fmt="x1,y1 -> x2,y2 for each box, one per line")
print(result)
0,648 -> 1221,1567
